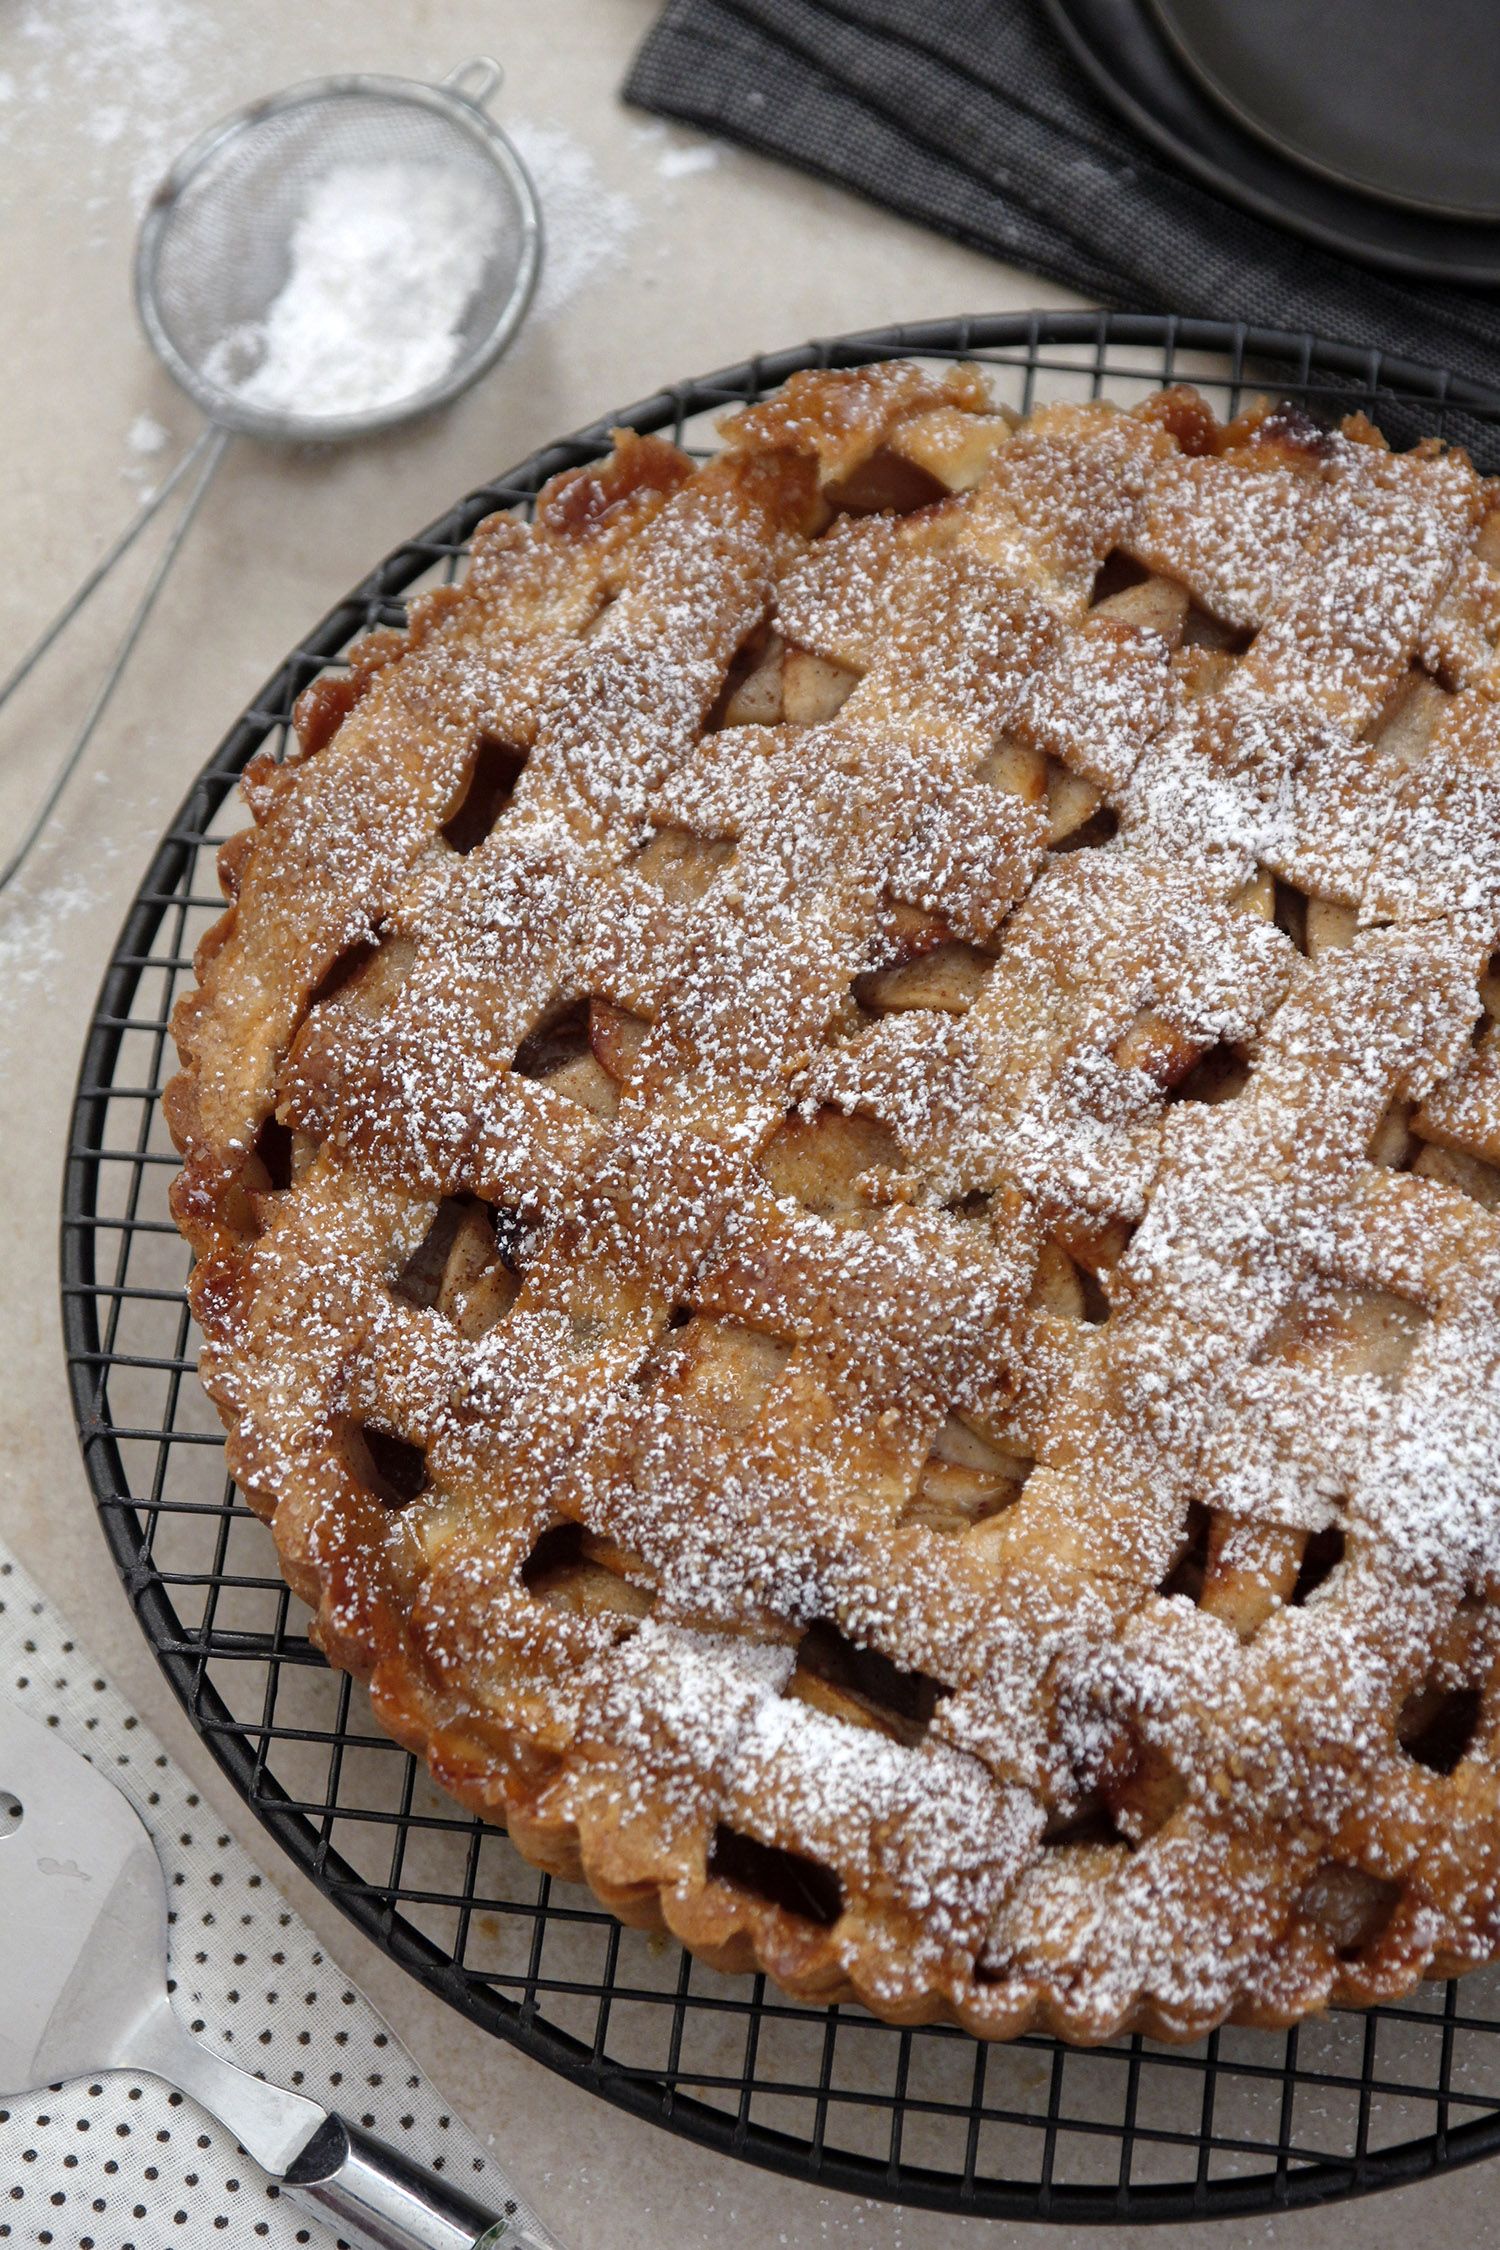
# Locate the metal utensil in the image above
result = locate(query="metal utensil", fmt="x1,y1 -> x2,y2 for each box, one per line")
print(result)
0,1698 -> 560,2250
0,57 -> 541,895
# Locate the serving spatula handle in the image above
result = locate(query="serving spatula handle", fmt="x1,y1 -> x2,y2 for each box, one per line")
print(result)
283,2112 -> 560,2250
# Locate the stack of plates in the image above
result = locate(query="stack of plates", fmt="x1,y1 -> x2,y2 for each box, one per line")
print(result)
1043,0 -> 1500,282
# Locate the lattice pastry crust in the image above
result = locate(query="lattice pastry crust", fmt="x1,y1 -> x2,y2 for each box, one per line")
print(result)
168,363 -> 1500,2043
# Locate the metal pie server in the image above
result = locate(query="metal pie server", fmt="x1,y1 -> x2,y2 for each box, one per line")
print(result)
0,1699 -> 560,2250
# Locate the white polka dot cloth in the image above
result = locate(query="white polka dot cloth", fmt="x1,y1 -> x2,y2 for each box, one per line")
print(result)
0,1542 -> 558,2250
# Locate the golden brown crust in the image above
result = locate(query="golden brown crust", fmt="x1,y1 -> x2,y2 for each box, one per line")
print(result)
168,364 -> 1500,2044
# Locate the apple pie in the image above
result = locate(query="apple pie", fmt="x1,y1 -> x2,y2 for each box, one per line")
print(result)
167,361 -> 1500,2042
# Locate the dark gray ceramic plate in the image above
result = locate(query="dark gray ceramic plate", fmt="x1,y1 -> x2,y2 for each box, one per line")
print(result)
1147,0 -> 1500,221
1043,0 -> 1500,283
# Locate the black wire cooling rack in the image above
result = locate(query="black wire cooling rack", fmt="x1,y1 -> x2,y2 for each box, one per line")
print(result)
60,313 -> 1500,2227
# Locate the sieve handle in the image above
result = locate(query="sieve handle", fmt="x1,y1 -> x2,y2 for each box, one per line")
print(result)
0,421 -> 220,720
443,57 -> 505,110
0,422 -> 230,895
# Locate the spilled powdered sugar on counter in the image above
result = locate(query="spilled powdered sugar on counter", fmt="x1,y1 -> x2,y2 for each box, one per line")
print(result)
193,124 -> 635,419
127,412 -> 169,457
656,140 -> 721,181
0,870 -> 104,1021
14,0 -> 219,202
508,119 -> 638,318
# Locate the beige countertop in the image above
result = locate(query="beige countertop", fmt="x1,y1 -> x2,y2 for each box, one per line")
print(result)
2,4 -> 1495,2244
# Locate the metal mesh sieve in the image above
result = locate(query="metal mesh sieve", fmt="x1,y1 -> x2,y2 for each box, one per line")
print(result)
135,62 -> 541,444
0,60 -> 541,901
